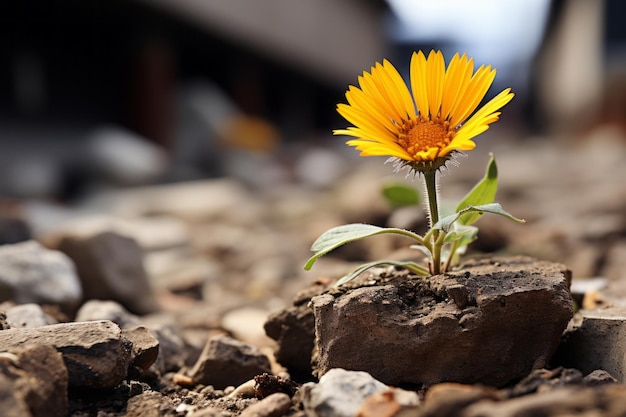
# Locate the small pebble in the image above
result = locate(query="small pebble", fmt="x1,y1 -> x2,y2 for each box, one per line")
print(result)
173,373 -> 194,386
228,379 -> 257,398
239,393 -> 291,417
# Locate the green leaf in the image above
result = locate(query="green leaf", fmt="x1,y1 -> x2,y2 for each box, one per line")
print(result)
454,225 -> 479,249
335,260 -> 430,286
304,224 -> 425,270
456,153 -> 498,225
409,244 -> 432,257
443,224 -> 479,244
381,182 -> 420,207
433,203 -> 525,233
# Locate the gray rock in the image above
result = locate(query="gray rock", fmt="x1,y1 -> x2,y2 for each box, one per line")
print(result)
239,393 -> 291,417
555,307 -> 626,382
0,320 -> 131,389
294,147 -> 346,188
0,344 -> 68,417
86,125 -> 169,185
300,368 -> 388,417
311,257 -> 573,387
5,303 -> 58,328
188,335 -> 271,389
0,240 -> 82,311
58,231 -> 158,314
583,369 -> 618,386
75,299 -> 142,329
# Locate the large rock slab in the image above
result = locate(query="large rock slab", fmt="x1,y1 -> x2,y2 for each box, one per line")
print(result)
0,320 -> 131,389
311,257 -> 573,388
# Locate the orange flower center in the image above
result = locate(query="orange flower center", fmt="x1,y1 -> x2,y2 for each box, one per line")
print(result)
399,120 -> 455,158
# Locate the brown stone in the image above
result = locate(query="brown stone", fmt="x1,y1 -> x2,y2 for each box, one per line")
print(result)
463,385 -> 626,417
254,373 -> 298,399
264,281 -> 329,381
122,325 -> 160,371
58,231 -> 159,314
239,393 -> 291,417
188,335 -> 271,389
311,256 -> 573,388
0,320 -> 131,389
0,344 -> 68,417
554,307 -> 626,382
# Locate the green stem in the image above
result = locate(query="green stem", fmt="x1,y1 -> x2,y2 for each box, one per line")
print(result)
423,170 -> 440,228
442,240 -> 459,273
423,169 -> 442,274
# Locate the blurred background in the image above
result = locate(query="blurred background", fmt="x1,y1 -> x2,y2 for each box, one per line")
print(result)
1,0 -> 626,313
1,0 -> 624,200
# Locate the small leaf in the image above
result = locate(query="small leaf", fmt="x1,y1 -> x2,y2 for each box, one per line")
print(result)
409,244 -> 433,257
456,153 -> 498,225
433,203 -> 525,233
453,225 -> 479,249
335,260 -> 430,286
305,224 -> 424,270
443,224 -> 478,244
381,182 -> 420,207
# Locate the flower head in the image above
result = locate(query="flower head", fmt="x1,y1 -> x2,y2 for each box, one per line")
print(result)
334,50 -> 514,172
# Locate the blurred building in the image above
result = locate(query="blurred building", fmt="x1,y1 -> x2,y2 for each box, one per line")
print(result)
0,0 -> 389,197
0,0 -> 625,199
0,0 -> 388,141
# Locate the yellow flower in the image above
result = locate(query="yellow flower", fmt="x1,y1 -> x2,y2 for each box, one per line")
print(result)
334,50 -> 514,172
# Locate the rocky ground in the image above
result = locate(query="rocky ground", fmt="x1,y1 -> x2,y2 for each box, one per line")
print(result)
1,124 -> 626,416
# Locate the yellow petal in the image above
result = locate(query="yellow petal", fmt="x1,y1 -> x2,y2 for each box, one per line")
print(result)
441,137 -> 476,155
460,88 -> 514,134
346,140 -> 413,160
345,86 -> 396,132
449,65 -> 497,126
410,51 -> 430,117
415,147 -> 440,161
334,126 -> 399,147
335,50 -> 514,164
370,62 -> 407,123
358,72 -> 403,124
336,104 -> 398,144
447,57 -> 476,121
426,50 -> 445,118
442,54 -> 474,122
381,59 -> 417,120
